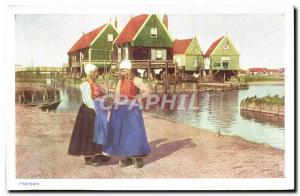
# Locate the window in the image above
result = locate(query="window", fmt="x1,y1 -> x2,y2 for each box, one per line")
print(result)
151,49 -> 166,61
222,61 -> 229,69
150,28 -> 157,38
108,34 -> 113,42
224,42 -> 229,50
156,50 -> 163,60
221,57 -> 230,69
123,47 -> 129,60
193,58 -> 198,67
80,52 -> 84,60
117,48 -> 121,62
214,63 -> 221,67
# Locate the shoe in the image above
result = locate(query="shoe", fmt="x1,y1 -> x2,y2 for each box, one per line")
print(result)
132,157 -> 144,168
84,156 -> 101,166
118,157 -> 133,167
95,155 -> 111,163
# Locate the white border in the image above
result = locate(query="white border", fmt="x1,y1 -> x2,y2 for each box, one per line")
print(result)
4,1 -> 295,191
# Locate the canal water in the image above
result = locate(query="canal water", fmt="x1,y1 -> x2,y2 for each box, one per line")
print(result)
56,83 -> 285,150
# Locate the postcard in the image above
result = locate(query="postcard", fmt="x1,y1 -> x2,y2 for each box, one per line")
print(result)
4,1 -> 295,191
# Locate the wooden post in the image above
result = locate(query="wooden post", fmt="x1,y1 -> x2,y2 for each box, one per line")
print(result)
165,62 -> 168,76
148,61 -> 151,79
174,61 -> 177,77
223,71 -> 226,83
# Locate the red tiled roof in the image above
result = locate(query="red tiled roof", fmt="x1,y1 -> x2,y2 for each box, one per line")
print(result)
68,24 -> 107,54
248,68 -> 267,72
114,14 -> 149,45
173,39 -> 193,55
204,36 -> 224,57
266,69 -> 280,72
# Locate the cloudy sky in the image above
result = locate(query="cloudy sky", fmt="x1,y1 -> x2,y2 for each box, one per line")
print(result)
15,14 -> 284,68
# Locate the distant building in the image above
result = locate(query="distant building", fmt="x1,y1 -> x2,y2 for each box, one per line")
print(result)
248,68 -> 267,75
248,68 -> 282,76
204,35 -> 240,81
173,37 -> 204,74
265,68 -> 280,75
67,23 -> 119,77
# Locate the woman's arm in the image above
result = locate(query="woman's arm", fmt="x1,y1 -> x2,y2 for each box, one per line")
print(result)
133,77 -> 150,99
80,82 -> 95,110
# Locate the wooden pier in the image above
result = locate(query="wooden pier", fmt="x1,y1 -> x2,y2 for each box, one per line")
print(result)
15,83 -> 61,110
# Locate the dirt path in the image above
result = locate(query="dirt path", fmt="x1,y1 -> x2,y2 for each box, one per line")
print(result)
15,106 -> 284,178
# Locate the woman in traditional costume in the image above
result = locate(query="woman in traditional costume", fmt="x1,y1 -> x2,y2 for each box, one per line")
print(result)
68,64 -> 110,166
103,60 -> 151,168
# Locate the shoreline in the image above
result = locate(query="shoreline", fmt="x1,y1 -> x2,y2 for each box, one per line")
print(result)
144,111 -> 284,151
15,106 -> 284,178
247,81 -> 285,85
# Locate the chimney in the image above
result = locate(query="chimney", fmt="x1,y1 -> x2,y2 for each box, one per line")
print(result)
82,31 -> 85,35
114,17 -> 118,29
163,14 -> 168,29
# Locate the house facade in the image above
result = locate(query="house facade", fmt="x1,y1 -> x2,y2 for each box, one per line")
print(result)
204,35 -> 240,81
173,37 -> 204,73
67,23 -> 118,77
112,14 -> 174,78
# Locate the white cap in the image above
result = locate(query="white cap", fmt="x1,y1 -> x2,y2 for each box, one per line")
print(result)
84,64 -> 97,75
119,60 -> 132,70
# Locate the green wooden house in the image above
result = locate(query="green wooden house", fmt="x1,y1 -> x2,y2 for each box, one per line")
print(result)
112,14 -> 174,78
204,35 -> 240,81
68,23 -> 119,77
173,37 -> 204,73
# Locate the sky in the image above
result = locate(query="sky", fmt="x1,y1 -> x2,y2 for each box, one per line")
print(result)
15,14 -> 284,69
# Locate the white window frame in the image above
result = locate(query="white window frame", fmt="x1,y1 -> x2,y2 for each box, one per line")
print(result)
156,50 -> 163,60
150,28 -> 157,38
193,58 -> 198,67
107,34 -> 113,42
221,56 -> 230,69
223,42 -> 229,50
123,47 -> 129,60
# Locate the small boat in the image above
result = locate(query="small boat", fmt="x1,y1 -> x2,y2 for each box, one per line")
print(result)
39,99 -> 62,111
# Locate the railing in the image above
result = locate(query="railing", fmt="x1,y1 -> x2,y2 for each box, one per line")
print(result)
71,60 -> 175,69
15,66 -> 67,72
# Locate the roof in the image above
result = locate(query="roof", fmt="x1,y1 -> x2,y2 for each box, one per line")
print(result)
266,69 -> 280,72
68,24 -> 107,54
114,14 -> 149,45
173,39 -> 193,55
204,36 -> 224,57
248,68 -> 267,72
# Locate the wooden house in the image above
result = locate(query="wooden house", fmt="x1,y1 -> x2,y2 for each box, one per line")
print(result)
204,35 -> 240,82
68,23 -> 119,78
112,14 -> 174,78
173,37 -> 204,74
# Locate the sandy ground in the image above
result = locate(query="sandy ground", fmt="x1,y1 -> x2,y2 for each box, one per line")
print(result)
15,105 -> 284,178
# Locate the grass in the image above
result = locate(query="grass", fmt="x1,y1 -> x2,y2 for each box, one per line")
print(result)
240,75 -> 284,83
244,95 -> 285,106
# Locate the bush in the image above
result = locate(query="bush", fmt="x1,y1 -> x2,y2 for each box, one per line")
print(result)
243,95 -> 284,106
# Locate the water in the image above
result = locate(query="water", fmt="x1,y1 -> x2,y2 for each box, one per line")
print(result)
56,83 -> 285,150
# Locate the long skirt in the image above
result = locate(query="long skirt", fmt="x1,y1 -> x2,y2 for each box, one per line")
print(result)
93,100 -> 109,145
103,104 -> 151,157
68,104 -> 102,156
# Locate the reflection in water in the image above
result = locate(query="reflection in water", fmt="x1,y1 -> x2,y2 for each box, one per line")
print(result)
56,87 -> 82,112
240,110 -> 284,127
56,83 -> 285,150
207,91 -> 239,132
